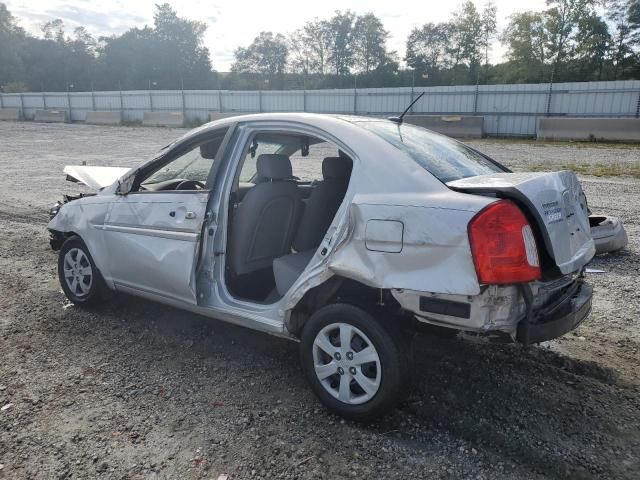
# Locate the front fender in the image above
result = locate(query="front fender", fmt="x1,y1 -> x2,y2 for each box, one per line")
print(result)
48,197 -> 114,287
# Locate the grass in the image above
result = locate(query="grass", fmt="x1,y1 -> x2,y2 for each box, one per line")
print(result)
527,162 -> 640,179
477,137 -> 640,150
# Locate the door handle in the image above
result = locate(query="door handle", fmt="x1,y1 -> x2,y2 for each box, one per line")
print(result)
185,211 -> 197,219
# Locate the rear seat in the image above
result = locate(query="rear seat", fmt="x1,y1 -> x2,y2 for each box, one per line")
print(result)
272,156 -> 352,296
292,157 -> 352,252
273,250 -> 316,296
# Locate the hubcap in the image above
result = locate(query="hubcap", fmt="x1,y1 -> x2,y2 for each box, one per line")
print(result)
312,322 -> 382,405
63,248 -> 93,298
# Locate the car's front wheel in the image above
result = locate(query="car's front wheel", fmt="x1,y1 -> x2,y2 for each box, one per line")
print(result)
57,236 -> 104,306
299,304 -> 407,420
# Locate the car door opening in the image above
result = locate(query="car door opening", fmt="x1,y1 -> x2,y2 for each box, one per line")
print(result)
224,133 -> 353,303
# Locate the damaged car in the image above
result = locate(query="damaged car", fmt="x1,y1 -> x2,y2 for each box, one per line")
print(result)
49,113 -> 596,418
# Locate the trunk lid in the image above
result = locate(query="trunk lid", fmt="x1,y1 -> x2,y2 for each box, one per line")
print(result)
448,171 -> 595,276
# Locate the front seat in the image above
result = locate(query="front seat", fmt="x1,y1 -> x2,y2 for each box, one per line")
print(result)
292,156 -> 352,252
229,154 -> 303,278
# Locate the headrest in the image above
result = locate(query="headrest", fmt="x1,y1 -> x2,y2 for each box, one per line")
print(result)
322,157 -> 352,180
256,154 -> 292,180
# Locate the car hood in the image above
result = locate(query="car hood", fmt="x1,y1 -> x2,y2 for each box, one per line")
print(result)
64,165 -> 131,190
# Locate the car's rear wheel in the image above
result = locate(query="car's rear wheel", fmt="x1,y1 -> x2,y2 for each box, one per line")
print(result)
58,236 -> 104,306
299,304 -> 407,419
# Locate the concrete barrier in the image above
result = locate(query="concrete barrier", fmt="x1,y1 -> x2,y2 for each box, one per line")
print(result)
34,109 -> 68,123
142,111 -> 184,127
86,111 -> 122,126
209,112 -> 253,122
404,115 -> 484,138
0,108 -> 20,121
537,117 -> 640,142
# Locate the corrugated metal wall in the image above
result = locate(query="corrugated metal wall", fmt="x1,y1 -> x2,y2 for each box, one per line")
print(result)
1,80 -> 639,136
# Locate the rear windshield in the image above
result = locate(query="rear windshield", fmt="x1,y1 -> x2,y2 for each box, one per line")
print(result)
358,121 -> 505,183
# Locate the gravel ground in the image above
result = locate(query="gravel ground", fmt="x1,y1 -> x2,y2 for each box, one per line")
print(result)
0,121 -> 639,479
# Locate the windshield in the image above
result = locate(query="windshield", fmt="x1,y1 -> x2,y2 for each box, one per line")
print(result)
358,121 -> 505,183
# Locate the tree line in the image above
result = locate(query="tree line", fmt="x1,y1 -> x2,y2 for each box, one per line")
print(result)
1,0 -> 639,93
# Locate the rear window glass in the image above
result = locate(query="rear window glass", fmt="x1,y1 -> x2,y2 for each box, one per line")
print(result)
358,121 -> 505,183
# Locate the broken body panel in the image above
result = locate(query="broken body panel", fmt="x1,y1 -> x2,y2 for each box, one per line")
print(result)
448,171 -> 595,275
64,165 -> 131,190
49,113 -> 595,343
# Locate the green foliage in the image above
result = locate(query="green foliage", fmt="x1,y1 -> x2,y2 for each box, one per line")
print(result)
232,32 -> 288,76
406,23 -> 453,71
501,0 -> 640,82
0,0 -> 639,92
0,2 -> 213,91
352,13 -> 391,73
326,10 -> 357,76
501,12 -> 550,82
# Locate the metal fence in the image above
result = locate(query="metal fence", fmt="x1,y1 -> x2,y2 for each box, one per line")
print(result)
1,80 -> 639,137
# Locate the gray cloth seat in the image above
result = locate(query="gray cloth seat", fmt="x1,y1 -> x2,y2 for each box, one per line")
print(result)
273,249 -> 316,296
229,154 -> 303,277
292,157 -> 352,252
271,157 -> 352,297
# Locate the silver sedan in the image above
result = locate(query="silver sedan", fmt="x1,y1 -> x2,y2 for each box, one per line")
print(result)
48,113 -> 595,418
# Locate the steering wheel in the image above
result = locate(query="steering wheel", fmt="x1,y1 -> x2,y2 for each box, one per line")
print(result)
175,179 -> 206,191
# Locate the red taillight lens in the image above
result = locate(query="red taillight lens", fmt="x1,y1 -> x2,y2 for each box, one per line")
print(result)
468,200 -> 541,284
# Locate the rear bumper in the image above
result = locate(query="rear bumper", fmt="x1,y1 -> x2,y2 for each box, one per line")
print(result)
517,280 -> 592,344
590,215 -> 628,254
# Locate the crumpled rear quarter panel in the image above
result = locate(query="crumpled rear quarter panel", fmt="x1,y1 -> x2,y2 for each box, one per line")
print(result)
329,202 -> 483,296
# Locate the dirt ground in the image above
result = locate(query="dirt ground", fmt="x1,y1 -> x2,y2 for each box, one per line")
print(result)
0,121 -> 639,479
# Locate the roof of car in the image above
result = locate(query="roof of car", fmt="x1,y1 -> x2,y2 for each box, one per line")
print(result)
160,112 -> 458,201
175,112 -> 388,145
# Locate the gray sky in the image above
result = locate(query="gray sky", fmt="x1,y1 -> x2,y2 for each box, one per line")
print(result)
6,0 -> 548,70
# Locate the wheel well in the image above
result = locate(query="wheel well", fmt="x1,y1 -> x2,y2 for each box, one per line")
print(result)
49,230 -> 81,251
287,276 -> 406,337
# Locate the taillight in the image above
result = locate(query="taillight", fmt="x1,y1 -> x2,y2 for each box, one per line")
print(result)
468,200 -> 541,284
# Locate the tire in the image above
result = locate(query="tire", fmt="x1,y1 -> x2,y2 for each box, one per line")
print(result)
299,303 -> 407,420
57,236 -> 105,306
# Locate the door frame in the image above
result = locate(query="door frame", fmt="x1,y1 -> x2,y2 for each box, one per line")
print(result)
198,120 -> 358,330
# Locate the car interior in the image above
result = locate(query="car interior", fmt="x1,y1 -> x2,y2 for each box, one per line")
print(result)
225,133 -> 353,303
135,132 -> 227,192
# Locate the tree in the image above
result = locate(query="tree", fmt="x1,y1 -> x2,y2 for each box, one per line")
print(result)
288,20 -> 332,75
97,3 -> 213,89
0,3 -> 26,90
300,20 -> 332,75
609,0 -> 632,78
502,11 -> 550,82
405,23 -> 452,71
571,13 -> 611,80
232,32 -> 288,76
631,0 -> 640,44
2,0 -> 640,92
42,18 -> 65,43
288,29 -> 313,75
352,13 -> 389,73
543,0 -> 595,80
480,2 -> 498,75
151,3 -> 213,86
448,1 -> 484,82
326,10 -> 356,76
